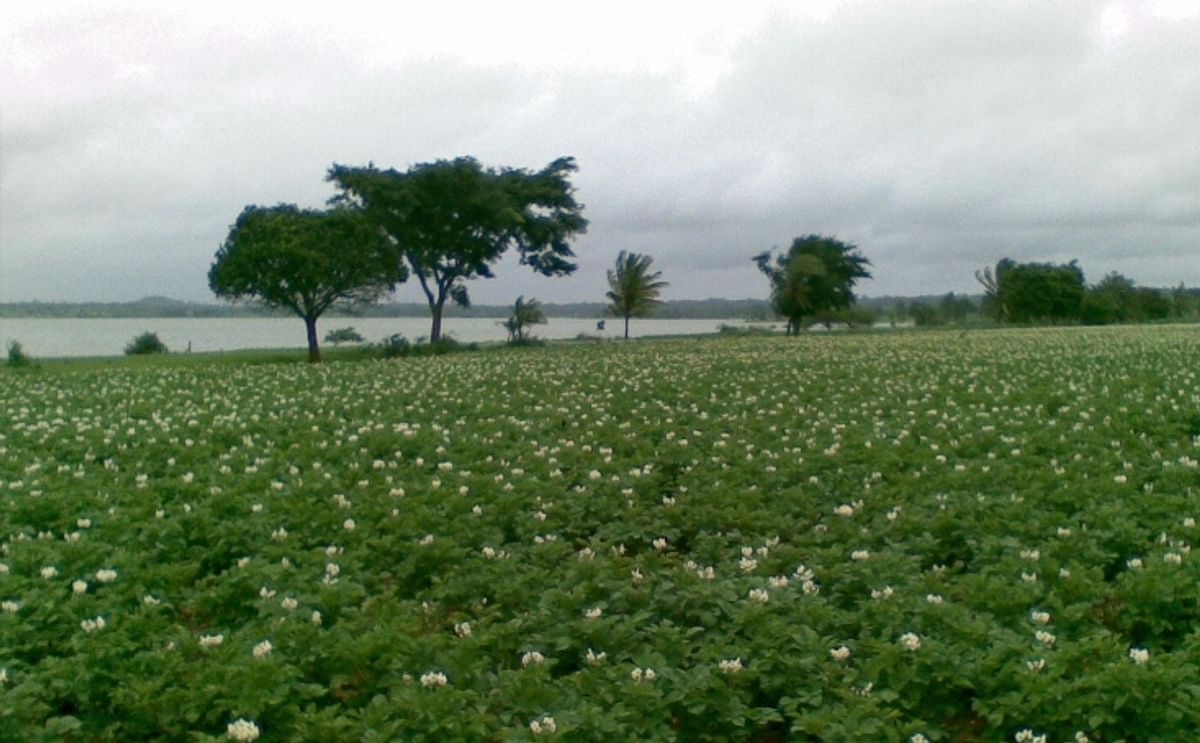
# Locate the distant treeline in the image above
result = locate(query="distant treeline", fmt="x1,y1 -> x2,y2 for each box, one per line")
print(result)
0,295 -> 777,320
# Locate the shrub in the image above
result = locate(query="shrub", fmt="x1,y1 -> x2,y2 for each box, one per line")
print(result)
6,340 -> 30,367
325,327 -> 366,346
379,334 -> 411,358
124,332 -> 168,355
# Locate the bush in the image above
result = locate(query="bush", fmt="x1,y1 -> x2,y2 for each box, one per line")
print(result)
124,332 -> 168,355
6,340 -> 30,367
325,327 -> 366,346
378,334 -> 478,359
378,334 -> 411,358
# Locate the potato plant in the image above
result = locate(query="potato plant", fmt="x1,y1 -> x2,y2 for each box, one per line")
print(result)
2,327 -> 1200,741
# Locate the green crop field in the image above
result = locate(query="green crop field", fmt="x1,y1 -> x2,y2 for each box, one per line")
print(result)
3,327 -> 1200,741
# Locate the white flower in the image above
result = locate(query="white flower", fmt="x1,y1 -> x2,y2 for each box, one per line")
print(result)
1035,630 -> 1056,646
834,504 -> 855,517
584,607 -> 603,620
310,610 -> 323,626
1,601 -> 18,613
739,557 -> 758,572
718,657 -> 743,674
419,670 -> 448,687
925,594 -> 944,604
652,537 -> 668,551
41,566 -> 58,579
850,550 -> 870,561
72,580 -> 88,594
529,715 -> 557,735
343,519 -> 356,531
630,667 -> 655,682
899,632 -> 921,651
747,588 -> 769,604
454,621 -> 471,638
95,569 -> 117,583
143,594 -> 161,606
830,645 -> 851,662
871,586 -> 894,600
521,651 -> 546,667
1021,572 -> 1038,583
911,735 -> 929,743
80,615 -> 106,632
200,634 -> 224,648
1126,558 -> 1143,570
0,668 -> 7,685
1026,658 -> 1045,673
252,640 -> 273,658
1030,610 -> 1051,625
1129,647 -> 1150,664
227,718 -> 261,741
1164,552 -> 1183,565
281,597 -> 298,611
585,648 -> 607,666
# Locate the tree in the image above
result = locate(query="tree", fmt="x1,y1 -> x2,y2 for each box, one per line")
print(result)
1005,260 -> 1085,324
209,204 -> 404,362
503,295 -> 547,343
328,156 -> 587,343
753,235 -> 871,335
605,251 -> 669,339
975,258 -> 1015,322
324,327 -> 366,346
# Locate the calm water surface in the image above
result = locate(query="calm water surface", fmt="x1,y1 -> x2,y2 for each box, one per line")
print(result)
0,317 -> 758,359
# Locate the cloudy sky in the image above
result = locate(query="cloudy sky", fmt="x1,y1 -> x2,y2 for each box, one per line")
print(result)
2,0 -> 1198,305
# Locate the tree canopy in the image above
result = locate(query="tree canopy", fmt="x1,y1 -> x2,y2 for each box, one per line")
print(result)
606,251 -> 668,338
976,258 -> 1084,325
753,235 -> 871,335
327,156 -> 587,343
208,204 -> 404,362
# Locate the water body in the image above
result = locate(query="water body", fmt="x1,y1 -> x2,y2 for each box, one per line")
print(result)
0,317 -> 760,359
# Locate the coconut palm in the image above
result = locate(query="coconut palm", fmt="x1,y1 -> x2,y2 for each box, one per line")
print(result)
606,251 -> 669,339
503,295 -> 547,343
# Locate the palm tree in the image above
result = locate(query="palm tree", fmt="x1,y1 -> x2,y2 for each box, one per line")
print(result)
503,295 -> 546,343
606,251 -> 668,339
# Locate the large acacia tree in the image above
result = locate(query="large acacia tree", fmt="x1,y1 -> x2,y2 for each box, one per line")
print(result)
606,251 -> 668,339
753,235 -> 872,335
209,204 -> 405,362
328,156 -> 587,343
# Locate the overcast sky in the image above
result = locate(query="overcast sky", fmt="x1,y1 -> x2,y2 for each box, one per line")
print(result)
2,0 -> 1198,305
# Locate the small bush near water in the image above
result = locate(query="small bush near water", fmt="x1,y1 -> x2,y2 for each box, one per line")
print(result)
124,331 -> 168,355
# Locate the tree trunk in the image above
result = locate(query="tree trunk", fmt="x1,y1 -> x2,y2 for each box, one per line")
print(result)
430,301 -> 445,344
623,315 -> 630,339
304,316 -> 321,363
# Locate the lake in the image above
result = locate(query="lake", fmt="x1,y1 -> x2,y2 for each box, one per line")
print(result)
0,316 -> 762,359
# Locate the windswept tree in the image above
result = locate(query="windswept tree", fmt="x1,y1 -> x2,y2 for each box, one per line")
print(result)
328,156 -> 587,343
753,235 -> 871,335
502,295 -> 547,343
975,258 -> 1015,322
209,204 -> 405,362
606,251 -> 668,338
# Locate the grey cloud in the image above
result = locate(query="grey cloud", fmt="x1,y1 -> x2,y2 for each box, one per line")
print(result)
2,2 -> 1197,304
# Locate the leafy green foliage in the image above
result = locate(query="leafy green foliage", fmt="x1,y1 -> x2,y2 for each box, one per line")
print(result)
605,251 -> 668,339
753,235 -> 871,335
123,331 -> 167,355
323,327 -> 365,346
4,327 -> 1200,740
209,205 -> 405,362
328,157 -> 587,343
977,258 -> 1085,324
6,340 -> 30,367
503,296 -> 547,343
